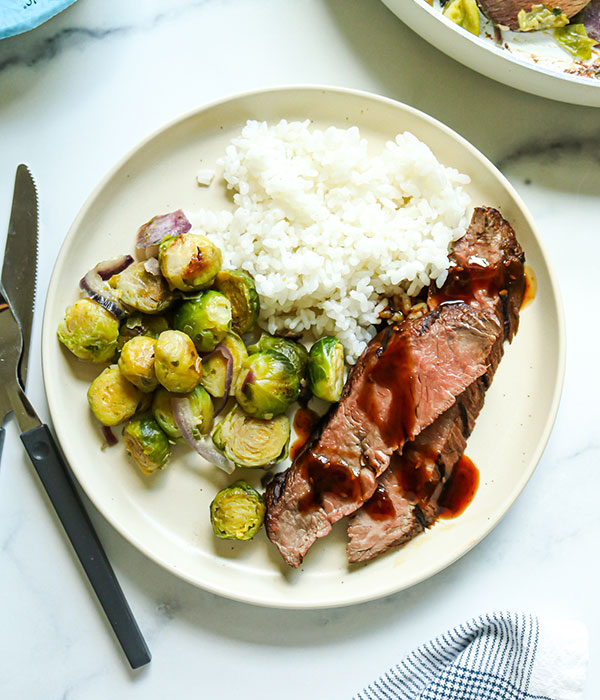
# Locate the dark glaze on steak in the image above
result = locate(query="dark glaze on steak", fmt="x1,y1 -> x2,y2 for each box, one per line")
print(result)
347,207 -> 525,562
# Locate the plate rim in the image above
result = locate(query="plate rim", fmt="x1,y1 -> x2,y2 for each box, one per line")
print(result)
41,84 -> 566,608
381,0 -> 600,107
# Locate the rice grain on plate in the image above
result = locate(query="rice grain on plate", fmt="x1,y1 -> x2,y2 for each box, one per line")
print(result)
188,120 -> 470,363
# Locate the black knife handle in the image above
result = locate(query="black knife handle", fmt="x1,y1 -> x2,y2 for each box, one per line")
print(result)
20,424 -> 151,669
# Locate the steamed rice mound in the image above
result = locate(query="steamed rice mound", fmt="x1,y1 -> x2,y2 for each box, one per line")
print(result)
189,119 -> 471,363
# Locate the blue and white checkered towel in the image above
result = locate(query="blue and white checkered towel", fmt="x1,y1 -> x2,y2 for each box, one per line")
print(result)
354,612 -> 588,700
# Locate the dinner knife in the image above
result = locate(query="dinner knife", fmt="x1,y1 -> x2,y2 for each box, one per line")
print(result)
2,164 -> 38,390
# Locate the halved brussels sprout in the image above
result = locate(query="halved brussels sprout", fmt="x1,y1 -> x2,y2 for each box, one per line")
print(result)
118,336 -> 158,392
212,405 -> 289,469
87,365 -> 142,426
248,333 -> 308,378
152,387 -> 181,440
235,350 -> 300,419
210,480 -> 266,540
308,337 -> 344,402
518,5 -> 568,32
109,261 -> 176,315
201,331 -> 248,398
159,233 -> 222,292
154,330 -> 202,393
174,291 -> 232,353
442,0 -> 480,35
123,416 -> 170,475
152,383 -> 214,441
214,270 -> 259,335
57,299 -> 119,363
117,313 -> 170,352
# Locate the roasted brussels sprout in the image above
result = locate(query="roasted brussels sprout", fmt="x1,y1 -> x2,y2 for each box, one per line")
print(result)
87,365 -> 142,426
518,5 -> 568,31
212,405 -> 289,469
117,313 -> 169,352
210,480 -> 266,540
57,299 -> 119,363
442,0 -> 480,35
118,336 -> 158,392
248,333 -> 308,378
201,331 -> 248,398
214,269 -> 259,335
152,387 -> 181,440
123,416 -> 170,475
109,261 -> 176,315
308,337 -> 344,402
235,350 -> 300,419
154,330 -> 202,393
158,233 -> 222,292
174,291 -> 232,353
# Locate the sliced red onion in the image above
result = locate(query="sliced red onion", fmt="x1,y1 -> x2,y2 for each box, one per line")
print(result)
202,345 -> 234,415
101,426 -> 118,447
136,210 -> 192,259
240,368 -> 255,392
171,396 -> 234,474
79,255 -> 133,319
580,0 -> 600,42
143,257 -> 161,276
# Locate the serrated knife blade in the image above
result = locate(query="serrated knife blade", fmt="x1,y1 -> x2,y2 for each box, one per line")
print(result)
2,164 -> 38,389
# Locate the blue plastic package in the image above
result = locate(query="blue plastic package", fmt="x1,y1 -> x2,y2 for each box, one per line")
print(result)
0,0 -> 78,40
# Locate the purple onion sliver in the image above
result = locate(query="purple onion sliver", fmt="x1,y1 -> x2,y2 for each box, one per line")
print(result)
79,274 -> 128,320
240,369 -> 256,392
94,255 -> 134,281
171,397 -> 234,474
135,210 -> 192,254
102,426 -> 118,446
580,0 -> 600,42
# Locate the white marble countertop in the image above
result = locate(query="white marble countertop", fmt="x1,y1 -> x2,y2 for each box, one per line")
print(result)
1,1 -> 599,698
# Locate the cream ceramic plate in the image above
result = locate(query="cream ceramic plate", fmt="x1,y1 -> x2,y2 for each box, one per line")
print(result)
382,0 -> 600,107
42,86 -> 565,608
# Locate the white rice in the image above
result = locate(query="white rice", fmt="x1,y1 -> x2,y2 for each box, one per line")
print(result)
188,119 -> 471,363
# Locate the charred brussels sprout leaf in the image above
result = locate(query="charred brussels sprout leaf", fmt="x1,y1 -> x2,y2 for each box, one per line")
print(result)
212,405 -> 290,468
174,291 -> 232,353
248,333 -> 308,378
210,480 -> 266,540
123,416 -> 170,475
214,270 -> 260,335
118,336 -> 158,392
109,261 -> 176,315
87,366 -> 143,426
159,233 -> 222,292
201,331 -> 248,398
442,0 -> 480,35
57,299 -> 119,363
308,337 -> 344,402
235,350 -> 300,419
154,330 -> 202,393
518,5 -> 568,31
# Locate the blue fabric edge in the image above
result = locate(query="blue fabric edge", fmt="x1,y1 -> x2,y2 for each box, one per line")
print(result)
0,0 -> 78,41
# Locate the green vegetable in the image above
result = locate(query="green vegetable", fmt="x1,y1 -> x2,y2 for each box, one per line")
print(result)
213,269 -> 260,334
87,365 -> 142,426
235,350 -> 300,419
158,233 -> 222,292
247,333 -> 308,378
517,4 -> 568,31
57,299 -> 119,363
117,313 -> 169,353
210,480 -> 266,540
554,24 -> 597,60
308,336 -> 344,402
152,384 -> 214,441
442,0 -> 480,35
123,416 -> 170,475
212,405 -> 290,468
174,291 -> 232,353
154,330 -> 202,393
109,261 -> 176,315
118,336 -> 158,392
201,331 -> 248,398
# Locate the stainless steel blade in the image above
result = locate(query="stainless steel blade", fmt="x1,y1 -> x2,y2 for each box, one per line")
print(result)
0,287 -> 39,435
1,165 -> 39,389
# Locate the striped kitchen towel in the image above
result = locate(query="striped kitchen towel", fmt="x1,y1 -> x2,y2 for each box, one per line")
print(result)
354,612 -> 588,700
